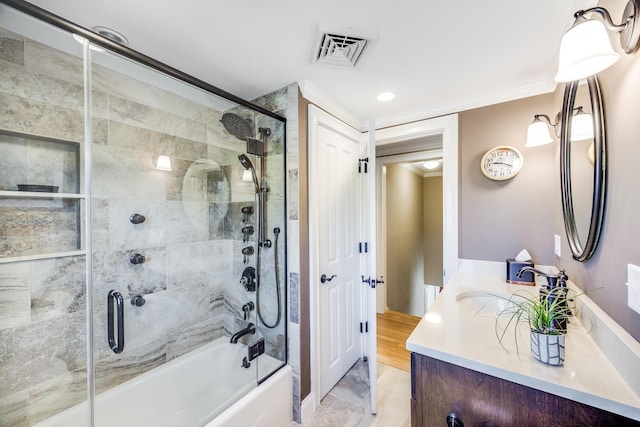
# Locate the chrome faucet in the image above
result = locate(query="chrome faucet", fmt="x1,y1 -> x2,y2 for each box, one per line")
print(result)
230,323 -> 256,344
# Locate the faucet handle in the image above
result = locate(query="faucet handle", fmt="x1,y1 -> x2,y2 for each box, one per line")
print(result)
242,301 -> 255,320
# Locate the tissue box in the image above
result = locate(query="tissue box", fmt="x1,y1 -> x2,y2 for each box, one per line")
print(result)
506,259 -> 535,285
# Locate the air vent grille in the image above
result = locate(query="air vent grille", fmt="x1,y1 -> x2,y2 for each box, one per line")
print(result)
314,33 -> 370,68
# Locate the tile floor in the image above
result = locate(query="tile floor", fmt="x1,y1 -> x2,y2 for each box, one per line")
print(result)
291,360 -> 411,427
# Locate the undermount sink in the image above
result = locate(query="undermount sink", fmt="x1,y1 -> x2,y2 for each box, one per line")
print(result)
454,289 -> 525,316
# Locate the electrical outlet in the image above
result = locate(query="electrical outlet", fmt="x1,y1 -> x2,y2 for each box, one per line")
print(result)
554,234 -> 561,258
628,264 -> 640,315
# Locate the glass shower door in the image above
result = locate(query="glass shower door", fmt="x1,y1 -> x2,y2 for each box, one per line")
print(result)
0,5 -> 89,425
0,3 -> 288,425
88,46 -> 244,426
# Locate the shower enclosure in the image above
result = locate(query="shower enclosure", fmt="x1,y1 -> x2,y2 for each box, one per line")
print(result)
0,2 -> 287,425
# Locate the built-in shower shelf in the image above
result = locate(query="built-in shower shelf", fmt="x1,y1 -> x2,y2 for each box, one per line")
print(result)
0,191 -> 85,199
0,250 -> 86,264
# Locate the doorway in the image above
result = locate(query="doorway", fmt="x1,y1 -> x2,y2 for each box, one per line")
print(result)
308,112 -> 458,416
381,157 -> 443,317
373,114 -> 458,376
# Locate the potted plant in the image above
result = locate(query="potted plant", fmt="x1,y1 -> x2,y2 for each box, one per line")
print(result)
495,286 -> 578,366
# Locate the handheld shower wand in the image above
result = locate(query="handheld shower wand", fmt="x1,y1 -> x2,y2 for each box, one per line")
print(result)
238,154 -> 259,192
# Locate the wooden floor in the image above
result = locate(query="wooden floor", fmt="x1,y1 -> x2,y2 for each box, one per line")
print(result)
377,310 -> 421,372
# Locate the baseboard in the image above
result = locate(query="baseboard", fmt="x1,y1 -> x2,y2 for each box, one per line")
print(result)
300,393 -> 314,424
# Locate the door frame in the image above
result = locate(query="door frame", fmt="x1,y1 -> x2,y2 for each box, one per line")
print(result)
375,114 -> 459,312
308,105 -> 367,410
308,111 -> 458,413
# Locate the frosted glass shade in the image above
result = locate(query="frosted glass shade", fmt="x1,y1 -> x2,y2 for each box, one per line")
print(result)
156,155 -> 172,171
526,120 -> 554,147
555,20 -> 620,82
571,111 -> 594,141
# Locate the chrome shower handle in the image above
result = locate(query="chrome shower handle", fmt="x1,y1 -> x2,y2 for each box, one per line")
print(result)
107,290 -> 125,354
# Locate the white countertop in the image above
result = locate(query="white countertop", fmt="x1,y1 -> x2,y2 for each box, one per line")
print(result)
406,270 -> 640,421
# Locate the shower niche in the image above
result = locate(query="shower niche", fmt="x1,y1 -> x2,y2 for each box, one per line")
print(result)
0,129 -> 83,261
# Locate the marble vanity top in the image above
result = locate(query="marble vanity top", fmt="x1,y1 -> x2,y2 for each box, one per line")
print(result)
406,263 -> 640,421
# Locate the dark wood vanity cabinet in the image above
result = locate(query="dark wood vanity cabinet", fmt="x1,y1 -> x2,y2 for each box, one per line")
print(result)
411,352 -> 640,427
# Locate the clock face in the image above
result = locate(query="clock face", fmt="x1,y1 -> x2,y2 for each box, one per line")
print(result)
480,146 -> 523,181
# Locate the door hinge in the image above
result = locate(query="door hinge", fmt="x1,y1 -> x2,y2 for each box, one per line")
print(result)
361,275 -> 375,288
360,321 -> 368,333
359,242 -> 368,253
358,157 -> 369,174
361,275 -> 384,289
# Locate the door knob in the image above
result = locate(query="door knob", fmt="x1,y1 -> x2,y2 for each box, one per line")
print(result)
320,274 -> 337,284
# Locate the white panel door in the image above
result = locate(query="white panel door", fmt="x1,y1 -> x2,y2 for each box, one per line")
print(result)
311,106 -> 363,399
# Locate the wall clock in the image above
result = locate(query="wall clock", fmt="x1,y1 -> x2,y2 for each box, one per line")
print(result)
480,146 -> 523,181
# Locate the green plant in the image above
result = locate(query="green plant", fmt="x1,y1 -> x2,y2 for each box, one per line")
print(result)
494,288 -> 579,356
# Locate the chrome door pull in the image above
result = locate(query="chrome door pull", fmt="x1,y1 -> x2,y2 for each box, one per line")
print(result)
107,290 -> 125,354
320,274 -> 337,284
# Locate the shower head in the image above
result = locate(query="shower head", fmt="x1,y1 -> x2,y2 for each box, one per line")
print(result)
238,153 -> 254,170
238,154 -> 259,192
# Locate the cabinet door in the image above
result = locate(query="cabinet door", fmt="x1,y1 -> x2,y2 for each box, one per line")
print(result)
411,353 -> 640,427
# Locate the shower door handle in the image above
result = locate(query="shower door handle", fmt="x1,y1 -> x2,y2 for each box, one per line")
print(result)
107,290 -> 125,354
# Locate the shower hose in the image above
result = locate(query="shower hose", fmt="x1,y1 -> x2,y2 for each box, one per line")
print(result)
257,227 -> 282,329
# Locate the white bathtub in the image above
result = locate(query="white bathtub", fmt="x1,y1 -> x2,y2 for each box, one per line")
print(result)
36,337 -> 292,427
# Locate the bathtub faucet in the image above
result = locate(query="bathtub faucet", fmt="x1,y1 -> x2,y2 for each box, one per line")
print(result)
230,323 -> 256,344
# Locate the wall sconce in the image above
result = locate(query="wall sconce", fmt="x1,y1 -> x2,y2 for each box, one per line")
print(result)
569,106 -> 594,141
526,107 -> 593,147
527,114 -> 558,147
155,155 -> 172,171
555,0 -> 640,82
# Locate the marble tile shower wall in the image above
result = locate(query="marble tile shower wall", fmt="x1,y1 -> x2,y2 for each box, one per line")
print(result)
0,28 -> 285,425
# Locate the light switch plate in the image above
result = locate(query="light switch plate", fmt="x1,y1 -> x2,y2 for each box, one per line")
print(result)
628,264 -> 640,315
554,234 -> 561,258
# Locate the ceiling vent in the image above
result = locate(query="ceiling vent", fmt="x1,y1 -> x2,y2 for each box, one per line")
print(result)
312,25 -> 377,69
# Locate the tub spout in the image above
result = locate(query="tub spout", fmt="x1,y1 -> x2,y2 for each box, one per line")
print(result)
230,323 -> 256,344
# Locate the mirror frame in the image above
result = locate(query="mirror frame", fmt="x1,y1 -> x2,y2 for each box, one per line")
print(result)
559,76 -> 606,262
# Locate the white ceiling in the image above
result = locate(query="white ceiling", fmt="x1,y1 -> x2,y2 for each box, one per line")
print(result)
26,0 -> 596,129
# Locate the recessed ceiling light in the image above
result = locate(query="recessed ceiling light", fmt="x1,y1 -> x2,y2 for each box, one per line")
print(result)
377,92 -> 395,102
423,160 -> 440,170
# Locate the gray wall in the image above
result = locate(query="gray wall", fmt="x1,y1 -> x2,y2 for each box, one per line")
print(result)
423,176 -> 443,287
553,0 -> 640,342
386,165 -> 424,316
459,92 -> 558,266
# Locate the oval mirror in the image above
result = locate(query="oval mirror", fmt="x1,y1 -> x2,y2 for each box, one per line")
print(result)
559,76 -> 606,262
